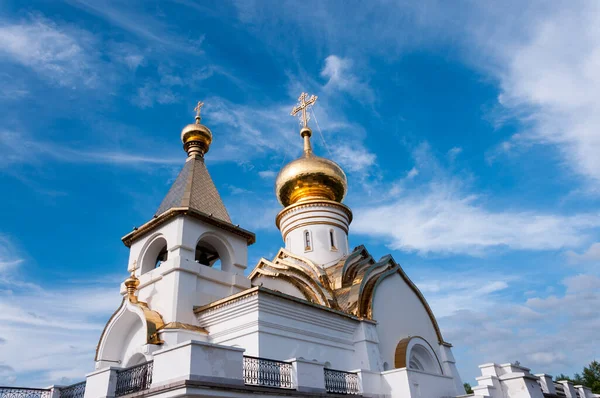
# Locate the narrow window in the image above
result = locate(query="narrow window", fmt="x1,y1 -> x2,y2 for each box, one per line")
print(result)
329,229 -> 337,251
304,230 -> 311,251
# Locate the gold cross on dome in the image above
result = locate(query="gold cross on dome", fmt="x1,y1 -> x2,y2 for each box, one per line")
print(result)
194,101 -> 204,122
291,92 -> 318,128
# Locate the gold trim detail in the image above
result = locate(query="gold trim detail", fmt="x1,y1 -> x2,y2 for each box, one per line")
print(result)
247,245 -> 448,345
159,322 -> 208,334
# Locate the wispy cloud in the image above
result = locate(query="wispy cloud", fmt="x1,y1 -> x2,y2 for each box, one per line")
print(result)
435,269 -> 600,380
0,16 -> 98,88
353,143 -> 600,256
321,55 -> 375,103
0,131 -> 181,168
481,2 -> 600,191
566,242 -> 600,264
69,0 -> 204,54
0,237 -> 120,386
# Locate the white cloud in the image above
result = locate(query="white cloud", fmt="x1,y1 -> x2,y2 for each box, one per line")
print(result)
406,167 -> 419,179
258,170 -> 277,179
424,268 -> 600,382
0,16 -> 98,88
353,144 -> 600,256
0,130 -> 181,169
566,242 -> 600,264
447,147 -> 462,161
332,145 -> 377,173
0,238 -> 120,386
355,187 -> 600,255
321,55 -> 374,103
457,2 -> 600,191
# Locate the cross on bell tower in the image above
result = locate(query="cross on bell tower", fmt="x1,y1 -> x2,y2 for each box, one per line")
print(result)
194,101 -> 204,124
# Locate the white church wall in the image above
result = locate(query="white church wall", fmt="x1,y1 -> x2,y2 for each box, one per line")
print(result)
372,273 -> 442,370
151,340 -> 245,387
197,290 -> 368,371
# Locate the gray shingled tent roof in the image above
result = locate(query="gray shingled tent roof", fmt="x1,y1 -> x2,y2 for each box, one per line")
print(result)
155,155 -> 231,223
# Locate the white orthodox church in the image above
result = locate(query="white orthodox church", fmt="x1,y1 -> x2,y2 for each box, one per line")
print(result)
2,95 -> 596,398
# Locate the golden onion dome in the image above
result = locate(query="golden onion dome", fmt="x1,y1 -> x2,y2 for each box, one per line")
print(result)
181,101 -> 212,156
276,126 -> 347,207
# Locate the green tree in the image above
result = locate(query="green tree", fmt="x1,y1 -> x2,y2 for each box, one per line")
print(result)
463,382 -> 473,394
582,360 -> 600,393
555,361 -> 600,393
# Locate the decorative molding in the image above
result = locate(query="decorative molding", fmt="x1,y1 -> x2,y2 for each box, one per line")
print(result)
121,207 -> 255,248
276,200 -> 353,229
282,221 -> 349,241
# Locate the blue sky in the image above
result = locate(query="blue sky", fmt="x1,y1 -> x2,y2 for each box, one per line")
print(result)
1,0 -> 599,387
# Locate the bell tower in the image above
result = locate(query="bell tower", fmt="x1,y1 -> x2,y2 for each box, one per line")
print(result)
95,101 -> 255,368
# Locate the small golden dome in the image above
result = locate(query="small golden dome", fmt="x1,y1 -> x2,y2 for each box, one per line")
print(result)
181,122 -> 212,156
181,101 -> 212,157
276,127 -> 347,207
124,272 -> 140,303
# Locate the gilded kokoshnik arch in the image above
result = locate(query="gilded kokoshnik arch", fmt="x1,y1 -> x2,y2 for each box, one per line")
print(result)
250,245 -> 447,345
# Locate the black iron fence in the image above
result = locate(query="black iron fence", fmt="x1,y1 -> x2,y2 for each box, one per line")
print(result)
324,368 -> 360,395
58,382 -> 86,398
0,388 -> 51,398
115,361 -> 153,397
243,356 -> 293,389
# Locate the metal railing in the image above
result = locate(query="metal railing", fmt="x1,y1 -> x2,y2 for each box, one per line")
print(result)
324,368 -> 360,395
115,361 -> 153,397
0,388 -> 51,398
243,356 -> 293,389
59,382 -> 86,398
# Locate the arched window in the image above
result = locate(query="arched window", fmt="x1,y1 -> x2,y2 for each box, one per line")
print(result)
304,230 -> 312,251
329,229 -> 337,251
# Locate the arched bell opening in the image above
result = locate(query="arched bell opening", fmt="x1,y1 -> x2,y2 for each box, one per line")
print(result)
140,236 -> 169,274
194,233 -> 233,272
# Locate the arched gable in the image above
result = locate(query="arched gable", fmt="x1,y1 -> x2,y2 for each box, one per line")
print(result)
361,262 -> 444,344
95,298 -> 164,364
